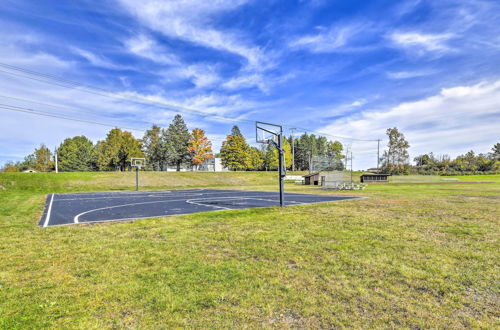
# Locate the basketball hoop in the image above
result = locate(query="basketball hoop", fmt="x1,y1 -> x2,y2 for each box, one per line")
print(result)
131,158 -> 146,191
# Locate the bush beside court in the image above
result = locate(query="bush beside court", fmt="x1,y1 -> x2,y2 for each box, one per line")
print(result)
0,172 -> 498,328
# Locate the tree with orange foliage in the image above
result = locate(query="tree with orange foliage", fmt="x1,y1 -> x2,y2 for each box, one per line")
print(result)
188,128 -> 213,170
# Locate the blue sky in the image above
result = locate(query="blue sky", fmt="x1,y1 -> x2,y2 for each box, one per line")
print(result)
1,0 -> 499,169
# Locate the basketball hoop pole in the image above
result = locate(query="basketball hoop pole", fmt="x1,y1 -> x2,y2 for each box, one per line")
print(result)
135,166 -> 139,191
256,121 -> 285,208
278,130 -> 285,208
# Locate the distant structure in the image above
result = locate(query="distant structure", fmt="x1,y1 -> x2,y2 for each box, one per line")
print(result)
360,173 -> 390,183
149,158 -> 228,172
303,172 -> 320,185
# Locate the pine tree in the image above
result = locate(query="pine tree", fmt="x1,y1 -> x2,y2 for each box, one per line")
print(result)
188,128 -> 213,169
230,125 -> 243,137
57,136 -> 96,171
162,114 -> 191,171
142,125 -> 163,170
491,143 -> 500,160
220,135 -> 250,170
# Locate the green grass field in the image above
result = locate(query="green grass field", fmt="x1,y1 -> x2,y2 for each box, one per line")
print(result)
0,172 -> 498,328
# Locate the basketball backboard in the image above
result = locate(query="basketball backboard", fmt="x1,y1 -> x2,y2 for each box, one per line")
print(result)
131,157 -> 146,169
256,121 -> 282,145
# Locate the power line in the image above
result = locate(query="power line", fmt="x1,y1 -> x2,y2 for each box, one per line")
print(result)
0,62 -> 380,142
0,103 -> 229,142
0,103 -> 145,131
0,63 -> 255,124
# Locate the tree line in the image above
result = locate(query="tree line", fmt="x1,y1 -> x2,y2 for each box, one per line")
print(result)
380,127 -> 499,175
1,113 -> 347,173
3,115 -> 213,172
3,121 -> 497,175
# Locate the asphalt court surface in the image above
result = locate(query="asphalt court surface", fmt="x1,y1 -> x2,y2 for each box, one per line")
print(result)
39,189 -> 361,227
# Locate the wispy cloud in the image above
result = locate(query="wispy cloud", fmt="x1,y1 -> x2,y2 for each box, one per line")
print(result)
289,24 -> 365,53
389,32 -> 454,55
71,47 -> 130,70
386,70 -> 436,79
125,34 -> 178,65
117,0 -> 269,69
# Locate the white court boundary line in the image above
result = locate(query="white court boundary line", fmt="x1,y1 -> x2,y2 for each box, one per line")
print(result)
73,196 -> 305,224
42,193 -> 54,228
186,197 -> 303,209
73,196 -> 250,223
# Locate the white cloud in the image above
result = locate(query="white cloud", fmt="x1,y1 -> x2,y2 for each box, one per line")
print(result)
125,34 -> 179,65
117,0 -> 268,69
168,64 -> 221,88
386,70 -> 436,79
289,24 -> 363,53
389,32 -> 454,55
318,80 -> 500,169
71,47 -> 130,70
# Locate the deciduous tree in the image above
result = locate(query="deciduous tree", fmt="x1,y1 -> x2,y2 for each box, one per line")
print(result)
188,128 -> 213,169
380,127 -> 410,174
220,135 -> 250,170
96,128 -> 143,171
34,144 -> 53,172
247,147 -> 264,170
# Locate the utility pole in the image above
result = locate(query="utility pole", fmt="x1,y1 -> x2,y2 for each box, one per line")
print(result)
290,128 -> 296,172
54,148 -> 58,173
344,145 -> 349,169
377,139 -> 380,171
350,151 -> 353,185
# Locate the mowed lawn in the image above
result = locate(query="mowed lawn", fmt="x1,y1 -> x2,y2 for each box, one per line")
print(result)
0,172 -> 498,328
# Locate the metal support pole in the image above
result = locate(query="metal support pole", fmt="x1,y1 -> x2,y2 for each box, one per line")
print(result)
350,151 -> 353,186
278,132 -> 285,208
290,128 -> 296,172
135,167 -> 139,191
54,148 -> 58,173
377,139 -> 380,171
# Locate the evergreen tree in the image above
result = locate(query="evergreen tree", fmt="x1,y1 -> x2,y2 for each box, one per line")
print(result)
380,127 -> 410,174
491,143 -> 500,160
188,128 -> 213,169
142,125 -> 163,170
162,114 -> 191,171
57,136 -> 96,171
220,135 -> 250,170
230,125 -> 243,137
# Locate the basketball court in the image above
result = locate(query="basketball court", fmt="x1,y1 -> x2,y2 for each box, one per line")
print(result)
39,189 -> 361,227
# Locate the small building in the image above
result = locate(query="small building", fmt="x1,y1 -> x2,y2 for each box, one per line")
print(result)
360,173 -> 390,183
303,172 -> 320,185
